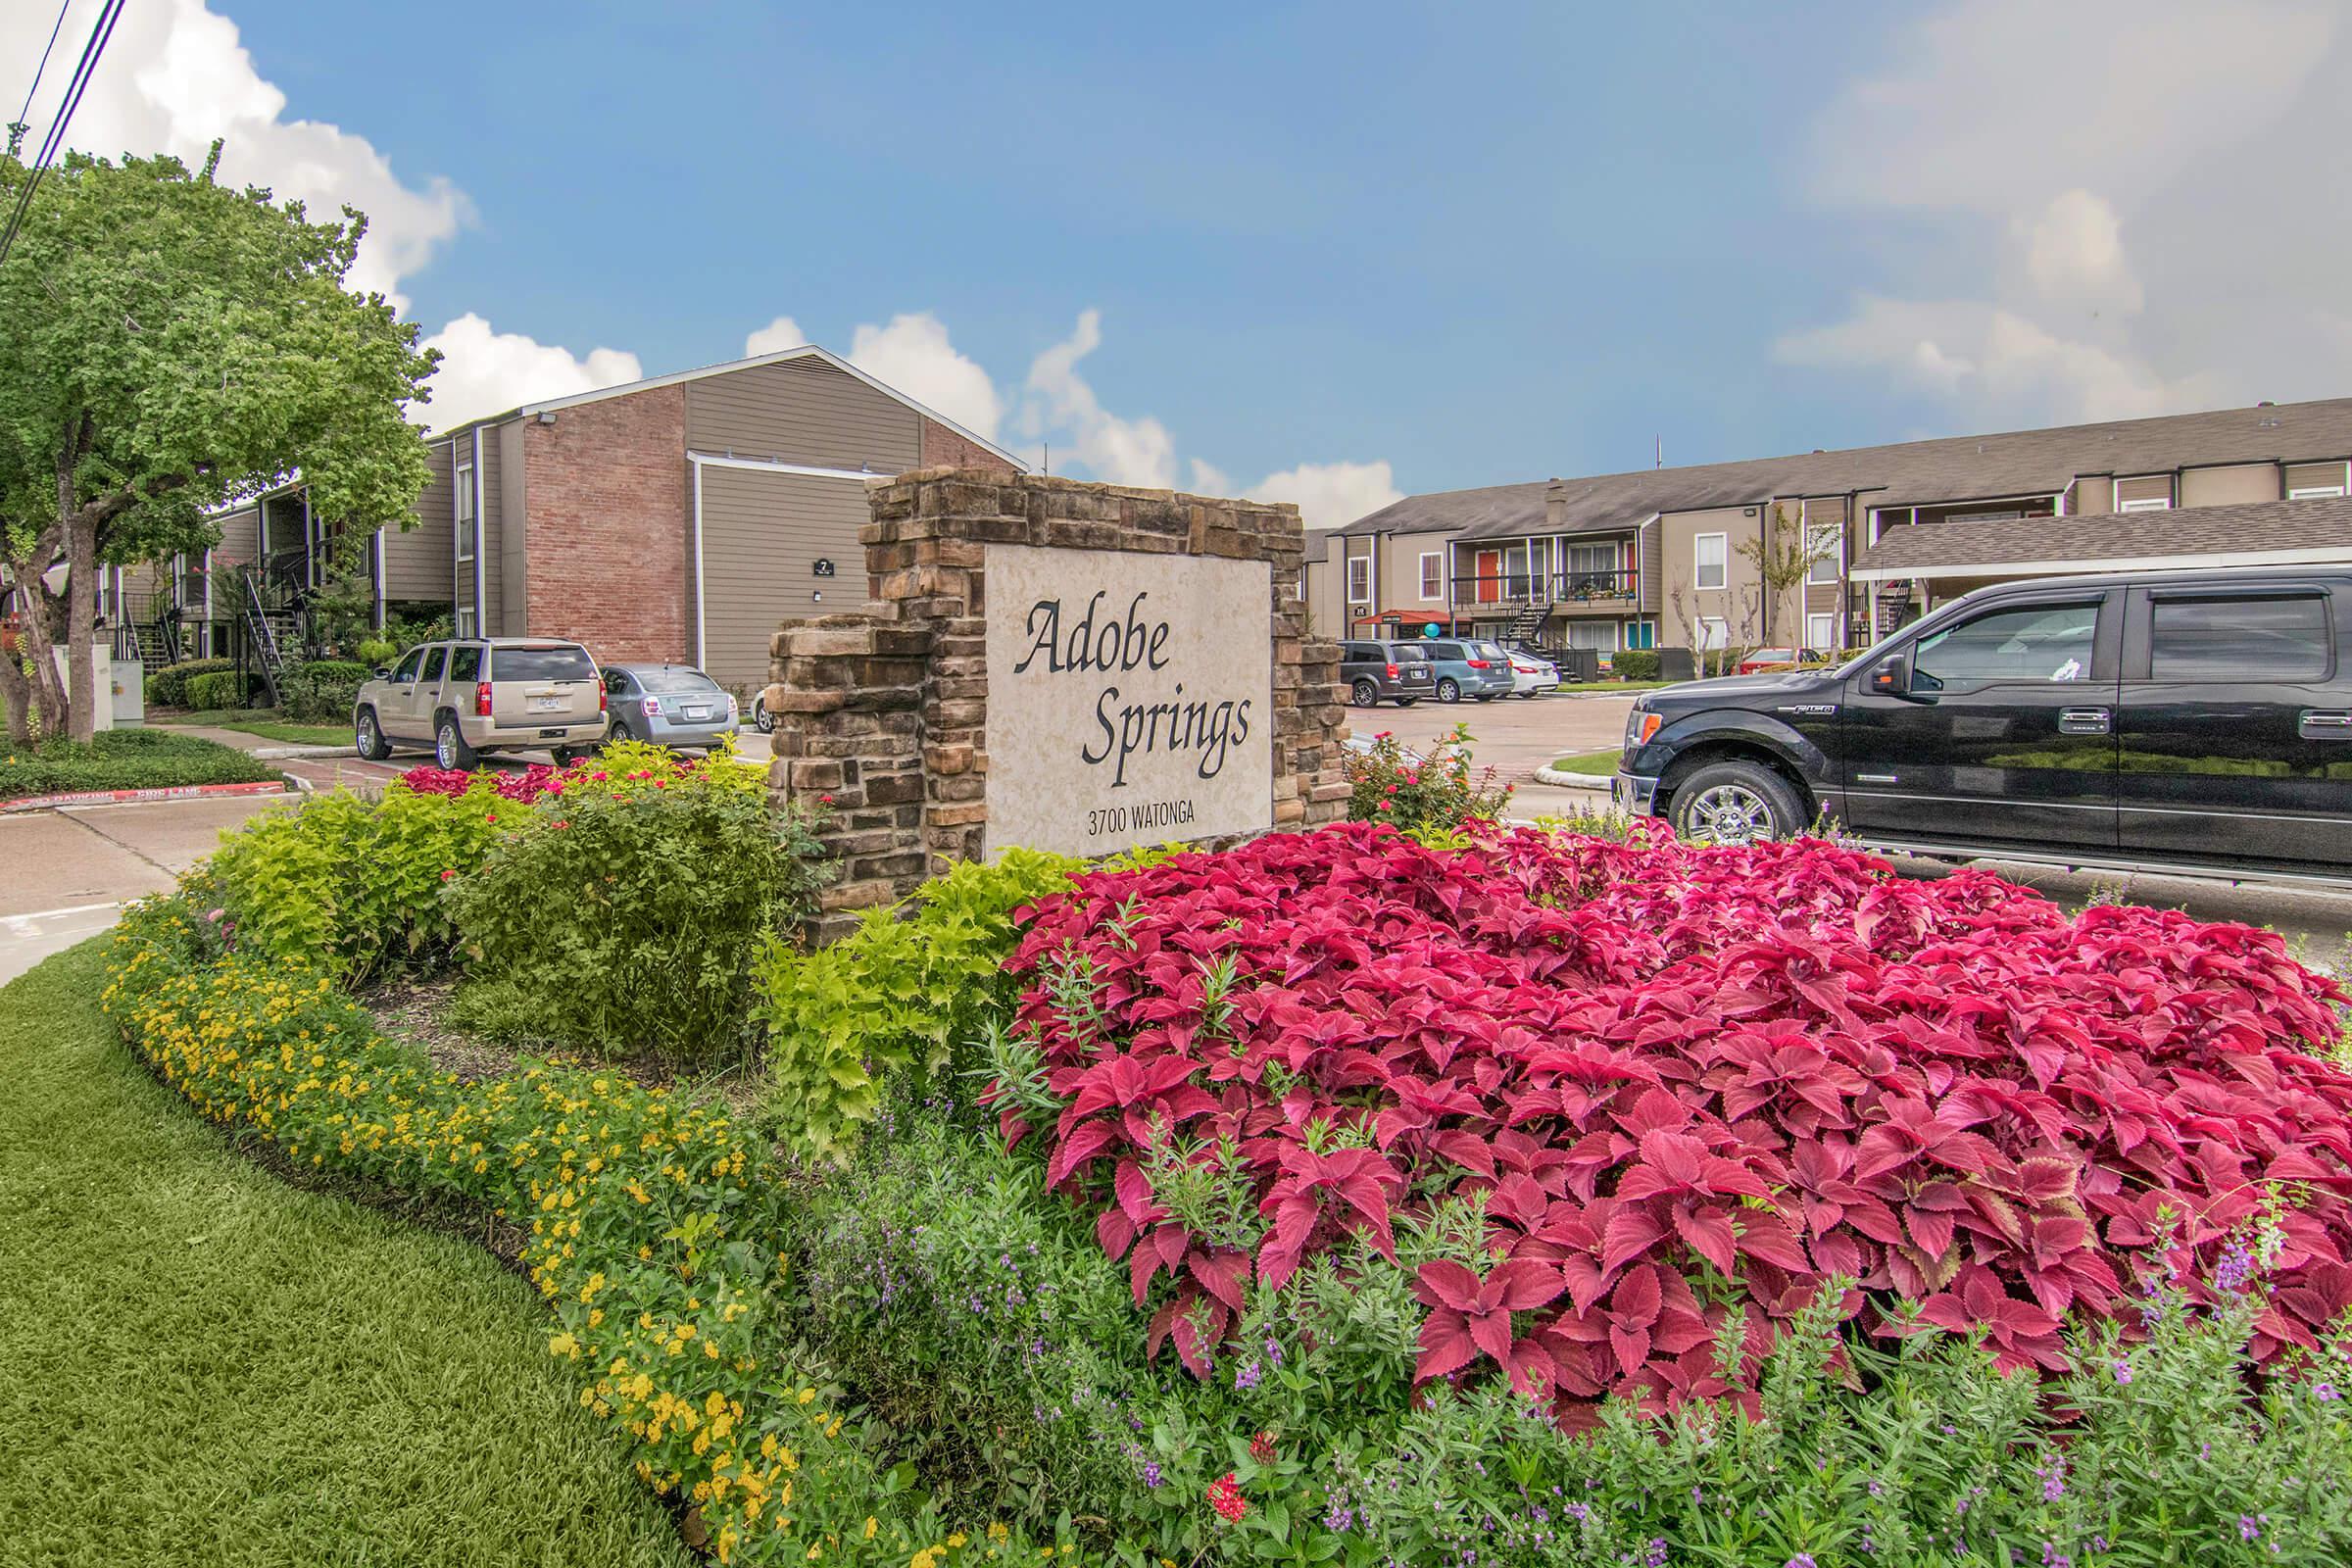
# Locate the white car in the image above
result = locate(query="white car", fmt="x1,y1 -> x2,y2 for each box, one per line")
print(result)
1506,650 -> 1560,698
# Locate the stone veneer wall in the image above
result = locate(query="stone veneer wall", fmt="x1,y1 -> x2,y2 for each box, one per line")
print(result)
762,467 -> 1349,942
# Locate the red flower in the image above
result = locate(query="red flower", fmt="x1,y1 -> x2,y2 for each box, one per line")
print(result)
483,812 -> 497,823
1206,1472 -> 1247,1523
439,868 -> 455,881
818,793 -> 836,806
1248,1431 -> 1276,1464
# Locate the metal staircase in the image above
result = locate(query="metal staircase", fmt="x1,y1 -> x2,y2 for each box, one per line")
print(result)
234,565 -> 304,706
1503,600 -> 1550,645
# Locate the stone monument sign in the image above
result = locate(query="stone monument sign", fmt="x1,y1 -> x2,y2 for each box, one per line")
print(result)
983,544 -> 1272,857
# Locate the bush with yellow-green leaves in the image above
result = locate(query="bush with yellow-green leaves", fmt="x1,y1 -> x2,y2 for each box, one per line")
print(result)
101,878 -> 1026,1565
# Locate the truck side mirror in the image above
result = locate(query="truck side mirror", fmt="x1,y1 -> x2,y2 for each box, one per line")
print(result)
1870,653 -> 1911,697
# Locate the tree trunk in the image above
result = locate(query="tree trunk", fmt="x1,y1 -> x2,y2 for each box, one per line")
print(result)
64,520 -> 97,743
0,646 -> 31,747
15,575 -> 70,738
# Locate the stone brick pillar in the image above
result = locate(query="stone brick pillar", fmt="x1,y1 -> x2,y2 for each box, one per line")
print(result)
764,469 -> 1349,942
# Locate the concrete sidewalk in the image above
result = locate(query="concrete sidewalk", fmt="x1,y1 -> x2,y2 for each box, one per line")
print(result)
163,722 -> 352,760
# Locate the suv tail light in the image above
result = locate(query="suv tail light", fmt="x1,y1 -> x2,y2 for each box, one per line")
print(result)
473,680 -> 492,717
1465,658 -> 1491,668
1385,662 -> 1399,678
598,684 -> 607,712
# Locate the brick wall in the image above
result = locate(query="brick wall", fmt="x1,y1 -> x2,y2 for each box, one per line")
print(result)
918,417 -> 1017,475
521,385 -> 692,663
766,468 -> 1348,942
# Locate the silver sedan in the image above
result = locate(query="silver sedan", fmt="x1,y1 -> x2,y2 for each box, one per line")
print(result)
601,663 -> 740,749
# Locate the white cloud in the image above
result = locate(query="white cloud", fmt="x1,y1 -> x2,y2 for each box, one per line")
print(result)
743,316 -> 808,357
1243,460 -> 1402,530
9,0 -> 467,312
416,314 -> 643,431
1187,459 -> 1234,496
847,314 -> 1004,441
1782,0 -> 2352,425
1020,310 -> 1179,488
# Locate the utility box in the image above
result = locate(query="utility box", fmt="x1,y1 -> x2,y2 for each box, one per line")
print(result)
112,654 -> 145,726
47,644 -> 122,732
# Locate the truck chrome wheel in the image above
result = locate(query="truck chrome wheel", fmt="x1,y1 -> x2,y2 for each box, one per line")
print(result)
1684,782 -> 1775,845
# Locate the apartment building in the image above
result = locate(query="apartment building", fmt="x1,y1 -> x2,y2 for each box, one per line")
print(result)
104,346 -> 1021,695
1311,396 -> 2352,659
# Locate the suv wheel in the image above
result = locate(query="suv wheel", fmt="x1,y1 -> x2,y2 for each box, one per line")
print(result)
354,707 -> 392,761
1436,678 -> 1462,704
1670,760 -> 1805,847
1349,677 -> 1380,708
434,712 -> 479,770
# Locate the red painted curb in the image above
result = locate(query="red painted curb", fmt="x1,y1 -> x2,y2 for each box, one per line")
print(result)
0,777 -> 294,813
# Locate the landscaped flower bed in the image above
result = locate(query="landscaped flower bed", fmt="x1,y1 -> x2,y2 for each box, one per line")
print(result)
998,821 -> 2352,1407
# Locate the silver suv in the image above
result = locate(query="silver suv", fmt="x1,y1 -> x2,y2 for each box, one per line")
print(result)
354,638 -> 606,768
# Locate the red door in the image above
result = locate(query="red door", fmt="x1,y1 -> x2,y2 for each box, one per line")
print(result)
1475,550 -> 1502,605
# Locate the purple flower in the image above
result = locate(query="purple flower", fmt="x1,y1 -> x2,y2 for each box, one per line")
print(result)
2316,1382 -> 2339,1401
1142,1462 -> 1162,1490
1235,1360 -> 1261,1392
1645,1541 -> 1668,1567
2215,1240 -> 2257,1294
2111,1358 -> 2134,1385
2038,1461 -> 2066,1502
2241,1515 -> 2265,1543
1787,1557 -> 1818,1568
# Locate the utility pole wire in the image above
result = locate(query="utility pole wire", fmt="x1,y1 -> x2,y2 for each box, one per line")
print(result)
11,0 -> 72,149
0,0 -> 125,270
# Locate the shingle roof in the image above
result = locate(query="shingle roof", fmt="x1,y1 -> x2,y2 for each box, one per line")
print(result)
1852,495 -> 2352,579
1337,481 -> 1547,539
1350,396 -> 2352,544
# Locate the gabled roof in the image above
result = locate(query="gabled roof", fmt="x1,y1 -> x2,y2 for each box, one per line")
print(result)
427,344 -> 1027,470
1852,494 -> 2352,581
1338,481 -> 1548,539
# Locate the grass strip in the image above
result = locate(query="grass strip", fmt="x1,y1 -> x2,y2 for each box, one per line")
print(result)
2,728 -> 279,798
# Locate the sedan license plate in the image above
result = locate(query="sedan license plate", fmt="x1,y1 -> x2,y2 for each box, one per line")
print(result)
529,695 -> 562,712
682,705 -> 710,720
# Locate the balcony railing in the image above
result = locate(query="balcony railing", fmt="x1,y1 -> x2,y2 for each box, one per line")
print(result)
1449,567 -> 1640,613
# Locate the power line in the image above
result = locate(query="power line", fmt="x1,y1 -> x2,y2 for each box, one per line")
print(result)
11,0 -> 72,145
0,0 -> 125,270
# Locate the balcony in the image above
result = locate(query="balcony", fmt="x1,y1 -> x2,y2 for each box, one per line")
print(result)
1449,567 -> 1640,616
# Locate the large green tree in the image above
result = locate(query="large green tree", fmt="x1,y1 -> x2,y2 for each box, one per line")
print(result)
0,141 -> 436,743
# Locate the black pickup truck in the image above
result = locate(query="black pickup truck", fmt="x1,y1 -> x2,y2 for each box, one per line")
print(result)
1613,567 -> 2352,882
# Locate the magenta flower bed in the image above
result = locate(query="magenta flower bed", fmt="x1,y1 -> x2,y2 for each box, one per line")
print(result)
994,822 -> 2352,1416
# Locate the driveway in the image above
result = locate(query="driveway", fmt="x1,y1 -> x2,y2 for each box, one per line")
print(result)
1343,690 -> 1636,783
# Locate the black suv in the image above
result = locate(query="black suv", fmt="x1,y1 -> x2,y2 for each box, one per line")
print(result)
1614,568 -> 2352,881
1340,639 -> 1436,708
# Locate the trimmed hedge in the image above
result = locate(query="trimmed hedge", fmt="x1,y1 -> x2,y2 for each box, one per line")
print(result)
280,660 -> 371,724
145,658 -> 234,708
183,669 -> 256,711
1609,648 -> 1660,680
1,728 -> 278,799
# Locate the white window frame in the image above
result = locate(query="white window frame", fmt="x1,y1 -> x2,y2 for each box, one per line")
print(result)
1805,611 -> 1837,651
1418,551 -> 1443,600
1693,531 -> 1728,591
455,462 -> 478,562
1346,555 -> 1371,603
2113,475 -> 2172,513
455,605 -> 477,638
2117,497 -> 2173,514
1804,522 -> 1841,585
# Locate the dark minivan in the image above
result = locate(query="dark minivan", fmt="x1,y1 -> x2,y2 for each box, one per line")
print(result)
1340,638 -> 1435,708
1613,568 -> 2352,881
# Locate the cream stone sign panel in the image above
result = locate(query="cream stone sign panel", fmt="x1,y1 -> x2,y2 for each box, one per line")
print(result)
984,543 -> 1274,858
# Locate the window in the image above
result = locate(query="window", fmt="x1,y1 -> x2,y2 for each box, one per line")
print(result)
449,645 -> 482,681
1346,555 -> 1370,603
1804,524 -> 1841,585
639,667 -> 724,694
1564,542 -> 1621,596
2285,462 -> 2348,500
1418,552 -> 1442,599
1805,612 -> 1837,652
1913,602 -> 2098,686
420,646 -> 448,684
1566,620 -> 1617,652
455,463 -> 478,561
455,606 -> 476,638
1697,616 -> 1729,651
2115,475 -> 2173,513
2148,595 -> 2329,682
1694,532 -> 1727,591
391,648 -> 424,684
492,645 -> 598,682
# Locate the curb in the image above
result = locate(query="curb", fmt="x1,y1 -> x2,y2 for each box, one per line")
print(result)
1529,766 -> 1614,792
0,777 -> 295,813
247,744 -> 357,760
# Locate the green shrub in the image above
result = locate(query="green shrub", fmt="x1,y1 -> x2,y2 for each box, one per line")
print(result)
209,779 -> 507,982
182,668 -> 255,710
355,636 -> 397,667
753,848 -> 1102,1159
279,659 -> 370,723
1611,648 -> 1660,681
145,657 -> 233,708
444,771 -> 831,1066
1343,721 -> 1511,832
0,727 -> 278,798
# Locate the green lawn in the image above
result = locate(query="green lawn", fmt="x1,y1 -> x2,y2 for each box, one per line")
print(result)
0,944 -> 694,1568
153,709 -> 352,747
1,727 -> 280,799
1548,748 -> 1625,775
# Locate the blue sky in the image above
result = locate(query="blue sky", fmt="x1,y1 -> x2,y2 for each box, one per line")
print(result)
17,0 -> 2352,523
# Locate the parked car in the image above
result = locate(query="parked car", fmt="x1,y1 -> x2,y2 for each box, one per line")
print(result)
1416,637 -> 1516,704
1612,567 -> 2352,880
355,638 -> 606,768
604,662 -> 739,750
1505,649 -> 1560,698
1735,647 -> 1801,675
1339,638 -> 1434,708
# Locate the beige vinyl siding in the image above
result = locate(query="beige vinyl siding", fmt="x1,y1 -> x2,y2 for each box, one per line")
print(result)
2068,476 -> 2114,514
698,466 -> 873,695
497,419 -> 528,636
2285,461 -> 2350,497
214,506 -> 261,573
1638,519 -> 1663,613
389,440 -> 458,605
1301,542 -> 1345,640
2180,464 -> 2278,508
684,359 -> 922,472
474,427 -> 505,634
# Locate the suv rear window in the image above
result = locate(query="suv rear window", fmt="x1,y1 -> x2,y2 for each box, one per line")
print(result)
492,645 -> 596,682
2148,594 -> 2330,682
